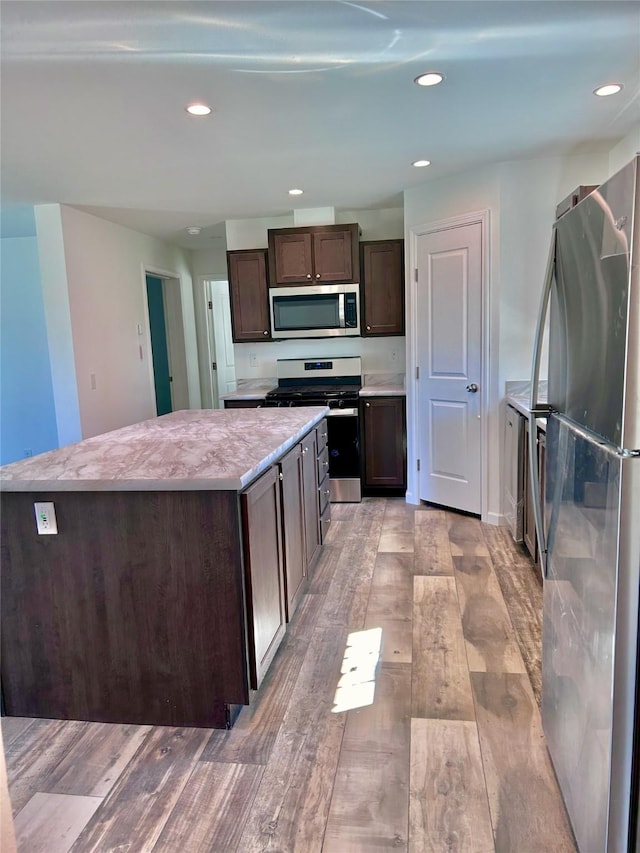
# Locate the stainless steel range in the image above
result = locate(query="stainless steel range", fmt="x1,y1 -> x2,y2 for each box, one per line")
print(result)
265,357 -> 362,502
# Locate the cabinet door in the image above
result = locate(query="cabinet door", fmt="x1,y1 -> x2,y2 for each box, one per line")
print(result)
301,431 -> 321,569
361,240 -> 405,336
312,226 -> 357,282
242,466 -> 286,689
523,419 -> 537,560
224,399 -> 265,409
227,250 -> 271,342
279,444 -> 307,621
363,397 -> 406,488
270,232 -> 314,284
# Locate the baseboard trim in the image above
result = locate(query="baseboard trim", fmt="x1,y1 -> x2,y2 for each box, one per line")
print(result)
484,511 -> 506,527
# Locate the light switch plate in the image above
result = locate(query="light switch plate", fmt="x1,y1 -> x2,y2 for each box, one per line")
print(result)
34,502 -> 58,535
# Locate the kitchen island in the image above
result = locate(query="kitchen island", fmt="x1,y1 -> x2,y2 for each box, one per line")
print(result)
0,408 -> 328,729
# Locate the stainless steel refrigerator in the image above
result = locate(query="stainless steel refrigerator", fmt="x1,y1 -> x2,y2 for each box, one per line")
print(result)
529,156 -> 640,852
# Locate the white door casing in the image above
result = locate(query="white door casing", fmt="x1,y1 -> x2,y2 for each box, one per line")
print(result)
161,277 -> 190,412
410,215 -> 487,515
206,280 -> 236,406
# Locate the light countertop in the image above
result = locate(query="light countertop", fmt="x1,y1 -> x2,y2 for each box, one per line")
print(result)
220,379 -> 276,401
0,408 -> 328,493
359,373 -> 405,397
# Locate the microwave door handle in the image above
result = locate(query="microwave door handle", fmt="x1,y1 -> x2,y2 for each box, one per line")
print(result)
338,293 -> 346,328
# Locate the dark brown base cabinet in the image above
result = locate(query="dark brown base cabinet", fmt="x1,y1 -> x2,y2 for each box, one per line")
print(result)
362,397 -> 407,489
224,399 -> 265,409
279,443 -> 307,620
522,418 -> 546,564
242,466 -> 286,690
0,427 -> 325,730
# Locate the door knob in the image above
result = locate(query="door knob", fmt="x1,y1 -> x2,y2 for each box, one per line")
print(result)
466,383 -> 478,392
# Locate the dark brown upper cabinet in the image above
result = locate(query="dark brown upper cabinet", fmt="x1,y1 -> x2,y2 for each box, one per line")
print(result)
227,249 -> 271,342
361,239 -> 405,336
268,224 -> 359,286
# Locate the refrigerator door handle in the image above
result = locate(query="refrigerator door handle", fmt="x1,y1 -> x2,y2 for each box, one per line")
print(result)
528,228 -> 556,578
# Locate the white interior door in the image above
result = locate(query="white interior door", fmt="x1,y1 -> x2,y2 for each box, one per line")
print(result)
206,280 -> 236,406
416,222 -> 482,514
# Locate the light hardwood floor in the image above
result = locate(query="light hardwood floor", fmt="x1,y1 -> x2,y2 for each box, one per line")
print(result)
2,499 -> 575,852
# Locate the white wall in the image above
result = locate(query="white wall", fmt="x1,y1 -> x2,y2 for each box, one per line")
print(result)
36,205 -> 201,439
35,205 -> 82,446
403,148 -> 615,522
608,125 -> 640,176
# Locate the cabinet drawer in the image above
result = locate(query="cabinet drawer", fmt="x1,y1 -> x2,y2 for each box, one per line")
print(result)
317,445 -> 330,483
319,503 -> 332,543
316,419 -> 328,453
318,475 -> 331,515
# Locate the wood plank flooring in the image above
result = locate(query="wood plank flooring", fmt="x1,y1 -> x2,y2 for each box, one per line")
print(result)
2,499 -> 575,852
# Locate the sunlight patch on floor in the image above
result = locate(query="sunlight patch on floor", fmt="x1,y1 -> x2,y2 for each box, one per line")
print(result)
332,627 -> 382,714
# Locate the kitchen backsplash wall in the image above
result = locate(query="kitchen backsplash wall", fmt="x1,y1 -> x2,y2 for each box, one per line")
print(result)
235,336 -> 406,378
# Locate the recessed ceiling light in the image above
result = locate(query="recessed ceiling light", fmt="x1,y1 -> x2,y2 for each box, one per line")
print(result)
412,159 -> 431,168
414,71 -> 444,87
594,83 -> 623,97
288,188 -> 304,196
185,103 -> 212,116
186,226 -> 202,235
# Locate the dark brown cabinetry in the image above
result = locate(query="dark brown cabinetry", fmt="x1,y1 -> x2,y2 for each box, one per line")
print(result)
361,240 -> 405,336
224,398 -> 265,409
241,466 -> 286,689
362,396 -> 406,489
227,249 -> 271,342
316,420 -> 331,541
279,443 -> 307,620
522,418 -> 546,562
523,419 -> 537,560
301,429 -> 321,569
268,224 -> 359,286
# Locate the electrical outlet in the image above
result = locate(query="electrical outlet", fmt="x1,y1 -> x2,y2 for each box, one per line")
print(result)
34,502 -> 58,535
90,373 -> 97,390
391,349 -> 399,362
249,352 -> 257,368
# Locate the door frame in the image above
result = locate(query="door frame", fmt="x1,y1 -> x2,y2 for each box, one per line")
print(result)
141,264 -> 196,415
406,209 -> 492,522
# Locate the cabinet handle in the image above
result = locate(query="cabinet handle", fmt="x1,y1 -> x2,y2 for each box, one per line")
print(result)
315,273 -> 321,279
306,274 -> 312,279
321,516 -> 331,525
319,487 -> 330,496
263,330 -> 269,336
323,461 -> 329,468
365,402 -> 371,407
279,472 -> 284,481
321,432 -> 328,439
302,447 -> 308,454
366,325 -> 371,331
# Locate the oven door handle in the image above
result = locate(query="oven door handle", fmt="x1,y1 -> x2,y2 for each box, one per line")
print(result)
338,293 -> 346,328
326,407 -> 358,416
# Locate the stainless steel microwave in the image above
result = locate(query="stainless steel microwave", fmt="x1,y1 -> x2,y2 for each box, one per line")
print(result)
269,283 -> 360,339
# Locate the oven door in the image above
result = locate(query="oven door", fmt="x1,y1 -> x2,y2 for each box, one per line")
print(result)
269,284 -> 360,339
326,408 -> 361,502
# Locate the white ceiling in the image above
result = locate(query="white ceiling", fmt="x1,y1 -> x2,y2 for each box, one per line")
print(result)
1,1 -> 639,249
